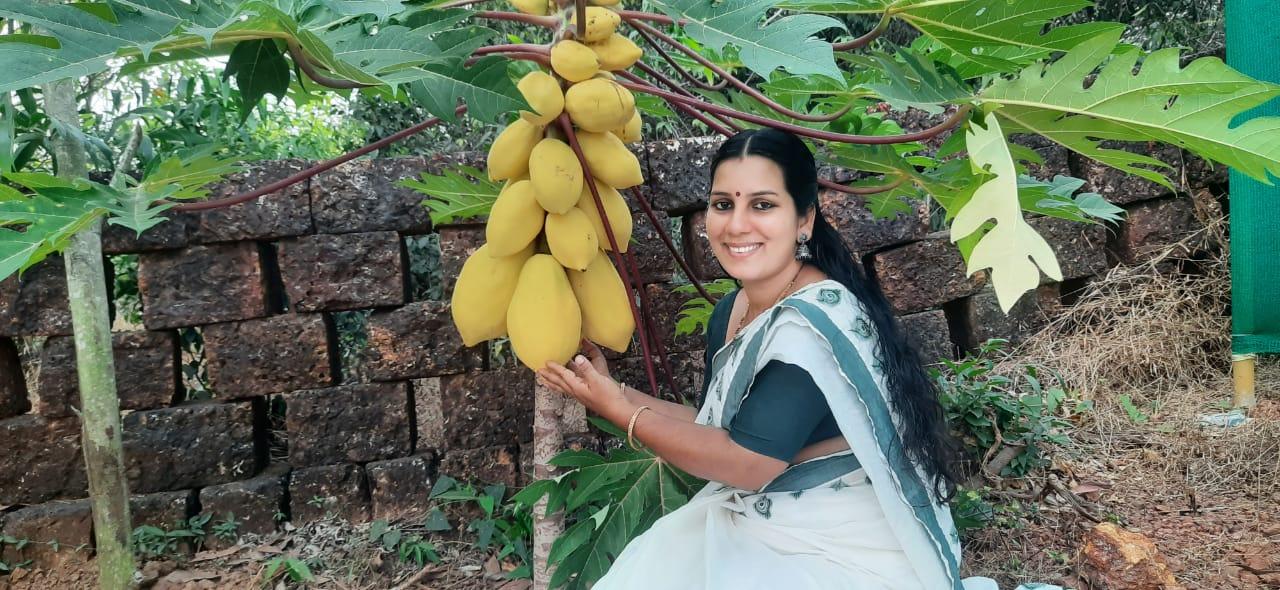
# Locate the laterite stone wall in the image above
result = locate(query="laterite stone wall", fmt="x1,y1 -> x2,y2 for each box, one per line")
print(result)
0,134 -> 1225,568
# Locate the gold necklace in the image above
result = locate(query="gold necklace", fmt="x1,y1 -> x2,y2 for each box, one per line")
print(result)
734,265 -> 805,339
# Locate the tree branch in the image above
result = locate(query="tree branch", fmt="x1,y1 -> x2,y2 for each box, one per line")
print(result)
175,105 -> 468,212
626,18 -> 852,123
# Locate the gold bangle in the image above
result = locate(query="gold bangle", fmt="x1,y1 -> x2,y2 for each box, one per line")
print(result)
627,405 -> 651,451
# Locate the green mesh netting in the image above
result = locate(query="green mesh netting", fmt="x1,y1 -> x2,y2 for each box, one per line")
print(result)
1228,0 -> 1280,355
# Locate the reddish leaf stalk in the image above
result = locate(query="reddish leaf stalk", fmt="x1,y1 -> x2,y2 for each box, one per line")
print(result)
624,248 -> 683,403
465,51 -> 550,68
575,0 -> 588,39
286,40 -> 373,89
626,18 -> 852,123
619,79 -> 972,144
622,66 -> 740,134
832,12 -> 892,51
617,9 -> 683,26
473,43 -> 551,56
176,105 -> 468,211
817,176 -> 907,196
474,10 -> 559,29
557,114 -> 662,398
628,22 -> 728,92
628,187 -> 716,304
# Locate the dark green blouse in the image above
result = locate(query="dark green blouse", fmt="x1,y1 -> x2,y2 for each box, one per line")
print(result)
700,290 -> 842,462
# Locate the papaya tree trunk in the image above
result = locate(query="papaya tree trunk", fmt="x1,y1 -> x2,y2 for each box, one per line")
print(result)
532,382 -> 565,589
42,79 -> 137,589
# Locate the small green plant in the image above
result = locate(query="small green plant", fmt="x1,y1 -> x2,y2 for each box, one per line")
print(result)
1117,394 -> 1161,424
429,476 -> 533,578
306,495 -> 327,509
261,555 -> 315,585
211,513 -> 240,543
0,535 -> 32,572
932,339 -> 1084,478
130,514 -> 210,558
673,279 -> 739,338
368,520 -> 441,568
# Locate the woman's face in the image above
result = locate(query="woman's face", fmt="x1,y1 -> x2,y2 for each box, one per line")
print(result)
706,155 -> 813,284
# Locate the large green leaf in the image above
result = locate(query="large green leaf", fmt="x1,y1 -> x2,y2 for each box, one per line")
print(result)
223,38 -> 291,117
402,165 -> 501,225
0,173 -> 114,279
649,0 -> 845,81
982,30 -> 1280,187
405,56 -> 526,124
952,113 -> 1061,312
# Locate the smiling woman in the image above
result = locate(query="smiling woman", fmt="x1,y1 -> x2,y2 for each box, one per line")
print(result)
536,129 -> 1057,589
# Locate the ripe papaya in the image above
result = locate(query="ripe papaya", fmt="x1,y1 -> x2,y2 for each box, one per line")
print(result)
550,40 -> 599,83
545,207 -> 599,271
590,0 -> 621,5
564,78 -> 635,133
611,109 -> 642,144
575,130 -> 644,188
575,180 -> 632,253
517,71 -> 564,126
509,0 -> 549,15
451,243 -> 534,345
485,180 -> 545,257
487,118 -> 542,181
570,6 -> 621,42
508,255 -> 583,370
528,138 -> 584,214
568,250 -> 635,353
589,33 -> 643,71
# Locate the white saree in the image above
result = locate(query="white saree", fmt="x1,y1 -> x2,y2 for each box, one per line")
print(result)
593,280 -> 1062,590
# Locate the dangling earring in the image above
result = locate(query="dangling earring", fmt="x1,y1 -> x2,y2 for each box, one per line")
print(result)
796,233 -> 812,261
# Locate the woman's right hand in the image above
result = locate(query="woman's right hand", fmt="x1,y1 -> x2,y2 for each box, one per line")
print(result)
578,339 -> 612,381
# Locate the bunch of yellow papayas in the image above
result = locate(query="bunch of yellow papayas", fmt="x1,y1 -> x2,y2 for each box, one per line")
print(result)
452,1 -> 645,371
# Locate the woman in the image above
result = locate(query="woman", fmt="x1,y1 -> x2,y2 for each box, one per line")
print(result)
537,128 -> 1046,590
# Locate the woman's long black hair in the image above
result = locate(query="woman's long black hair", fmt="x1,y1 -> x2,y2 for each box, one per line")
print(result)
710,128 -> 963,502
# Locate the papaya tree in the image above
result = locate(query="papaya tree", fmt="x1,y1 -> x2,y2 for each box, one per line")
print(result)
2,1 -> 1279,589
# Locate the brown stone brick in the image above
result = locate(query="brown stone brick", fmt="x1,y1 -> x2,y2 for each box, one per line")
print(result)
289,464 -> 370,524
138,243 -> 267,329
412,378 -> 445,452
0,337 -> 29,419
35,330 -> 175,418
277,231 -> 405,312
898,310 -> 954,365
366,454 -> 436,521
1011,134 -> 1072,181
1109,197 -> 1203,265
130,490 -> 195,531
645,136 -> 715,214
628,208 -> 675,284
198,470 -> 286,547
364,301 -> 485,381
122,402 -> 257,494
441,369 -> 533,448
963,284 -> 1060,349
643,283 -> 706,355
1073,142 -> 1180,205
285,381 -> 412,468
0,415 -> 86,504
0,257 -> 72,337
681,209 -> 728,281
819,189 -> 929,255
439,445 -> 520,488
204,313 -> 333,398
312,157 -> 471,235
102,211 -> 195,254
871,235 -> 986,314
437,226 -> 485,300
1028,216 -> 1110,282
615,350 -> 705,406
190,159 -> 314,243
0,500 -> 94,570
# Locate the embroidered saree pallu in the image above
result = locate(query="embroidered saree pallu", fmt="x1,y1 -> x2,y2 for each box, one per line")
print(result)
594,281 -> 1062,590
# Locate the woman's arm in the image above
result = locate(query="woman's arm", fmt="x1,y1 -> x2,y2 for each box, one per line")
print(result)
618,382 -> 697,422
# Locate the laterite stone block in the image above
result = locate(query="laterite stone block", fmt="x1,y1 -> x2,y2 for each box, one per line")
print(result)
285,381 -> 412,468
122,402 -> 257,494
645,136 -> 716,214
203,313 -> 333,398
437,226 -> 485,300
0,500 -> 94,570
364,301 -> 484,381
129,490 -> 195,531
898,309 -> 954,365
35,330 -> 175,418
198,470 -> 287,547
277,231 -> 405,311
0,337 -> 29,419
439,445 -> 520,488
962,284 -> 1061,349
0,415 -> 86,504
819,190 -> 929,255
289,464 -> 370,525
1028,215 -> 1109,283
366,454 -> 436,521
440,369 -> 533,448
1109,197 -> 1203,265
311,157 -> 445,235
871,234 -> 986,314
138,242 -> 267,329
190,159 -> 314,243
0,257 -> 72,337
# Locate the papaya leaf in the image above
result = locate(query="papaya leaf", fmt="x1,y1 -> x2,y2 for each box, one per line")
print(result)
402,164 -> 501,226
953,113 -> 1061,312
1017,175 -> 1124,225
850,49 -> 972,113
223,39 -> 291,118
649,0 -> 846,81
0,173 -> 115,279
405,56 -> 527,124
674,279 -> 738,337
983,31 -> 1280,187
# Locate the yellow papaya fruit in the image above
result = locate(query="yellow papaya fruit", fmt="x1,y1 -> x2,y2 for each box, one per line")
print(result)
517,71 -> 564,126
611,109 -> 642,144
570,6 -> 621,42
487,118 -> 542,181
564,78 -> 635,133
575,130 -> 644,188
451,243 -> 534,346
528,138 -> 583,214
545,207 -> 599,271
576,180 -> 632,253
590,0 -> 621,6
509,0 -> 549,15
589,33 -> 643,71
508,254 -> 583,370
550,40 -> 600,83
568,250 -> 635,353
485,180 -> 545,257
592,71 -> 617,80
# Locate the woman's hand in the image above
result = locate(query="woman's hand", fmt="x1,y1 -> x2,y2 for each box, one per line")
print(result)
537,339 -> 624,414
